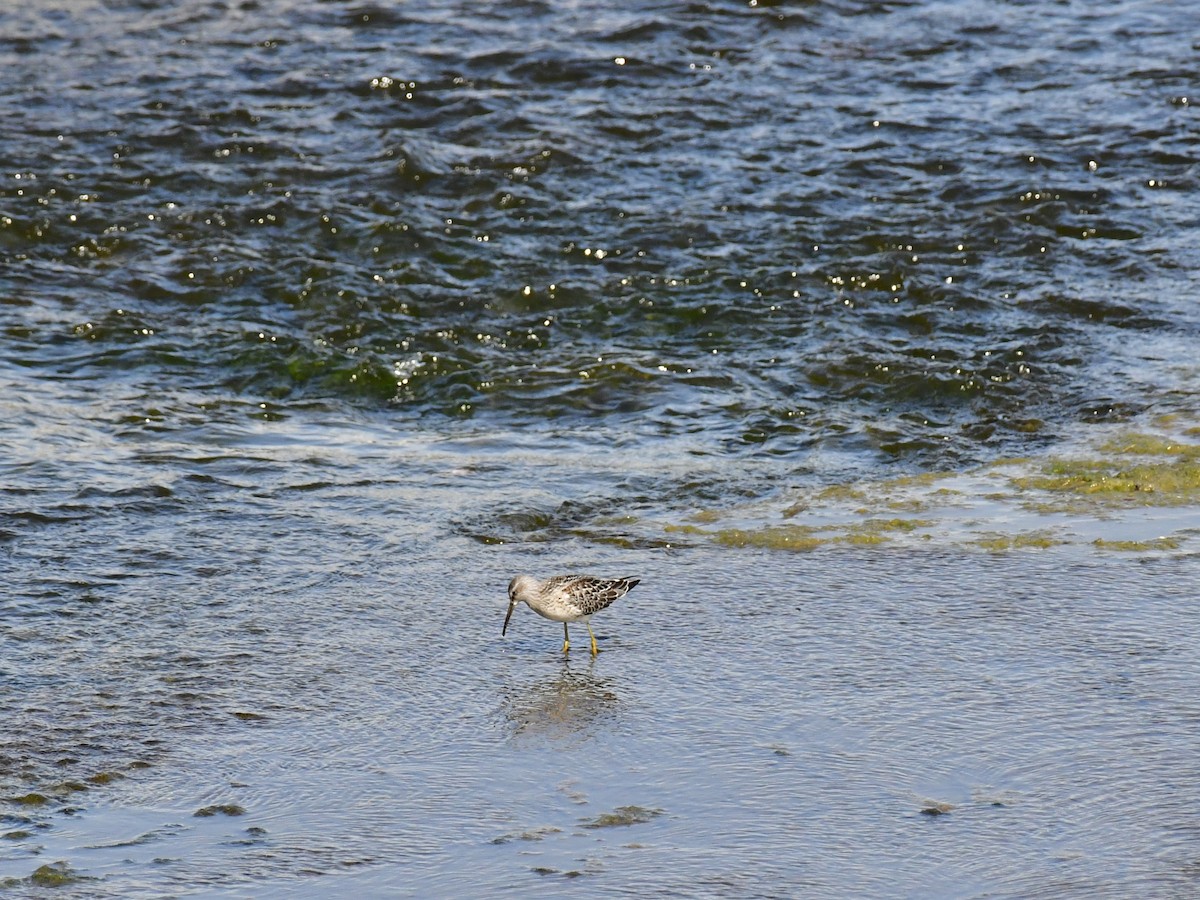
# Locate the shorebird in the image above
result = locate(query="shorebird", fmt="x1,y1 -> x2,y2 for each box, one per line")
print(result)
503,574 -> 639,655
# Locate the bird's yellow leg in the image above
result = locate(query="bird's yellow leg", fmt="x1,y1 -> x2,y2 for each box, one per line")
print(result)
586,622 -> 600,656
562,622 -> 570,654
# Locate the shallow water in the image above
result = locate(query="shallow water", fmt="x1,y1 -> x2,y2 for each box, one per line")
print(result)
6,510 -> 1200,896
2,0 -> 1200,895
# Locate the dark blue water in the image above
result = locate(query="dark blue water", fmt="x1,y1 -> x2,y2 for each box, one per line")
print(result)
2,0 -> 1199,895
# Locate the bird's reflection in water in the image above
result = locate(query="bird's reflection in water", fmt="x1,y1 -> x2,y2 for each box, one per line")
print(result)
503,658 -> 620,742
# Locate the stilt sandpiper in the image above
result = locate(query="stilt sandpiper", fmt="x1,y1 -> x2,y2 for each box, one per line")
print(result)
503,574 -> 639,655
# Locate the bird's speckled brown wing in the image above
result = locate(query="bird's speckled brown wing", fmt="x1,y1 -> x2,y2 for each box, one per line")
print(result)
563,576 -> 640,616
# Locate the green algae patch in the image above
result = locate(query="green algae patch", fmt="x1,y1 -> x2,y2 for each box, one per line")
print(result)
843,532 -> 890,545
532,866 -> 585,878
1013,456 -> 1200,504
803,470 -> 964,516
815,484 -> 867,504
194,804 -> 246,818
86,771 -> 124,785
581,805 -> 664,829
664,524 -> 709,535
659,428 -> 1200,556
920,801 -> 955,817
1092,537 -> 1182,552
1100,432 -> 1200,457
974,531 -> 1062,552
854,517 -> 930,533
1010,433 -> 1200,508
29,862 -> 87,887
490,825 -> 562,844
885,487 -> 964,511
594,514 -> 639,527
713,526 -> 829,551
7,793 -> 49,807
841,516 -> 930,545
571,531 -> 673,550
885,472 -> 960,488
676,516 -> 935,552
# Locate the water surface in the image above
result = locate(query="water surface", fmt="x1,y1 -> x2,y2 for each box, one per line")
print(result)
2,0 -> 1199,895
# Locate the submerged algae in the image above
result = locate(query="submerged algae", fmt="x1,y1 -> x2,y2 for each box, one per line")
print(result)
974,531 -> 1063,552
665,430 -> 1200,556
672,518 -> 934,552
1092,537 -> 1182,552
581,806 -> 664,829
1,862 -> 91,889
1013,433 -> 1200,505
713,526 -> 829,551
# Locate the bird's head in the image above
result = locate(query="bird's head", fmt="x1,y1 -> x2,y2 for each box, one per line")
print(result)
502,575 -> 534,636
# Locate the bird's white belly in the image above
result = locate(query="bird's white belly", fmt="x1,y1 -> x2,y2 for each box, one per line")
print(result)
529,602 -> 585,623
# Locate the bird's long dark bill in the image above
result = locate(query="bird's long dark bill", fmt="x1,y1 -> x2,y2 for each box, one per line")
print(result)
502,600 -> 516,635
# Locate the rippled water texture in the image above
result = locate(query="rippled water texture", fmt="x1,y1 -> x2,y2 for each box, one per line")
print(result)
4,0 -> 1198,458
2,0 -> 1199,895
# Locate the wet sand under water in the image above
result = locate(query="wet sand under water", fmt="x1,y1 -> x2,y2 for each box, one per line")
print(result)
4,518 -> 1200,896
